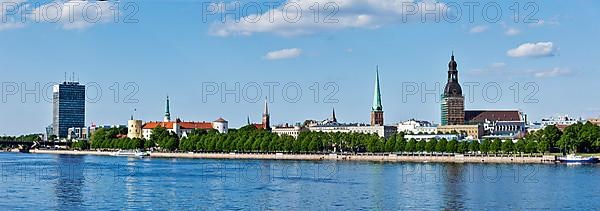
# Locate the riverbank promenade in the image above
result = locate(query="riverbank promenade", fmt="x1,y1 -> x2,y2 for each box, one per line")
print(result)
29,150 -> 556,164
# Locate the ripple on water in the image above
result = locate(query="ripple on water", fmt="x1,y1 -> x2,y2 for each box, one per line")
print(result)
1,153 -> 600,209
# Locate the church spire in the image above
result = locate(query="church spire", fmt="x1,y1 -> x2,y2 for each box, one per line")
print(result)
262,97 -> 270,130
164,95 -> 171,122
263,97 -> 269,115
332,107 -> 337,122
372,66 -> 382,111
370,66 -> 384,126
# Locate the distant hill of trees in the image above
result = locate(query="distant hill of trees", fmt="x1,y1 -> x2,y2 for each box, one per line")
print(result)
0,134 -> 42,142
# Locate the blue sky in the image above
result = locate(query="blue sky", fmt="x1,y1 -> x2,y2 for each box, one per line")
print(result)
1,0 -> 599,135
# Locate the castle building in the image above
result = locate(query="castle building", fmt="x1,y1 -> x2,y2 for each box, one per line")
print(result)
127,116 -> 143,139
141,96 -> 228,139
142,119 -> 227,139
370,67 -> 384,126
441,53 -> 465,125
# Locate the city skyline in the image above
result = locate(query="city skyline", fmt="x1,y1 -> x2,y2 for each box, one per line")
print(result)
1,0 -> 600,135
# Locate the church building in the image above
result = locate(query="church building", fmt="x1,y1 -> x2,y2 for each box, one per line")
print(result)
441,53 -> 465,125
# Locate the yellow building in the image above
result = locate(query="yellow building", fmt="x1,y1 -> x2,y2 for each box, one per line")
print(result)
437,124 -> 483,139
127,119 -> 143,139
588,118 -> 600,126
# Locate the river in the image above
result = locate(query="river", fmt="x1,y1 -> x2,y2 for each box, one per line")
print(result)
0,153 -> 598,210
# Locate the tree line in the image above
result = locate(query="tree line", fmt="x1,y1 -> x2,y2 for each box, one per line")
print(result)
0,134 -> 42,142
80,122 -> 600,154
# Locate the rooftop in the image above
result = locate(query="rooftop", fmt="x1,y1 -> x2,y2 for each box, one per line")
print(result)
465,110 -> 522,122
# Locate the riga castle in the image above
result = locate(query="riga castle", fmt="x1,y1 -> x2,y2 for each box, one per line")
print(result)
127,96 -> 229,140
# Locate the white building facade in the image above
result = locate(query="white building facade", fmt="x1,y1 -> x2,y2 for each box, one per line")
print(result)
397,119 -> 438,134
308,124 -> 397,138
272,125 -> 308,138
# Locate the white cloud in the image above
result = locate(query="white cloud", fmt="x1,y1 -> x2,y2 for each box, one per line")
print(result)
264,48 -> 302,60
499,22 -> 521,36
505,27 -> 520,36
532,67 -> 572,78
210,0 -> 450,37
29,0 -> 118,30
529,18 -> 560,27
469,25 -> 488,34
0,0 -> 26,31
470,62 -> 507,76
490,62 -> 507,68
0,0 -> 25,15
0,21 -> 24,31
507,42 -> 556,58
0,0 -> 121,31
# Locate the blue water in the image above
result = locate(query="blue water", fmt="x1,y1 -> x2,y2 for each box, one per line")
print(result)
0,153 -> 599,210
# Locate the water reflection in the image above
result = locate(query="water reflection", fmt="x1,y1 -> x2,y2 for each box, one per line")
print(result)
54,155 -> 84,210
443,163 -> 465,210
2,153 -> 600,210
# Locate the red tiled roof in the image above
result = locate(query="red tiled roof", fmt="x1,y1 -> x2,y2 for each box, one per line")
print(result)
556,124 -> 570,132
143,121 -> 213,130
143,122 -> 173,129
465,110 -> 522,122
214,117 -> 227,123
253,124 -> 265,129
179,122 -> 213,129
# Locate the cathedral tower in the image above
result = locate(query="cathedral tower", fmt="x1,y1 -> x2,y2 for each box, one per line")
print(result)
441,53 -> 465,125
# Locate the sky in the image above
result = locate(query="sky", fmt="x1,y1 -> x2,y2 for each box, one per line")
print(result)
1,0 -> 599,135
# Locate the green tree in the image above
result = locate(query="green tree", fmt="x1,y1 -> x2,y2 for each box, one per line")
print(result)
542,125 -> 562,150
425,139 -> 437,153
435,139 -> 447,153
406,139 -> 417,152
515,139 -> 526,154
446,140 -> 458,153
457,141 -> 469,154
385,136 -> 396,152
480,140 -> 491,154
558,123 -> 581,154
501,140 -> 514,154
537,140 -> 550,155
416,140 -> 426,152
490,139 -> 502,154
395,138 -> 407,152
468,141 -> 480,153
525,140 -> 538,154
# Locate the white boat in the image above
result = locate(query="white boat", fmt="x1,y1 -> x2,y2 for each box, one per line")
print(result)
557,154 -> 599,164
111,150 -> 149,157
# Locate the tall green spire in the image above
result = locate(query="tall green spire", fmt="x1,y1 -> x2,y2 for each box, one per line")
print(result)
372,66 -> 382,111
164,95 -> 171,122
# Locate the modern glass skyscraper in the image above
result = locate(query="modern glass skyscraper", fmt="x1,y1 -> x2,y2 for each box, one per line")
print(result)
52,82 -> 85,138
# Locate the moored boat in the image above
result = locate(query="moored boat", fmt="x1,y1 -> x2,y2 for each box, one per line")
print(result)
557,154 -> 599,164
111,150 -> 149,157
